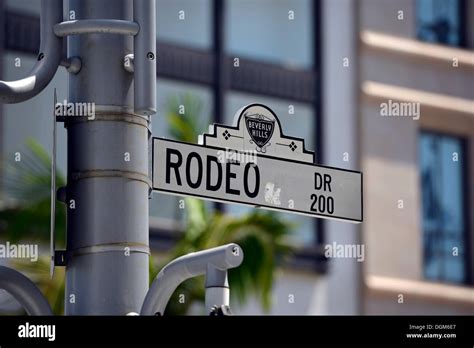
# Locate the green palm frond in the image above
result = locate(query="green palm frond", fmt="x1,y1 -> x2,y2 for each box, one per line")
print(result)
2,138 -> 65,203
165,94 -> 208,143
0,140 -> 66,315
0,139 -> 66,243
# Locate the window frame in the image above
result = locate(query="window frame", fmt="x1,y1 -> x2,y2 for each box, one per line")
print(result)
419,129 -> 471,285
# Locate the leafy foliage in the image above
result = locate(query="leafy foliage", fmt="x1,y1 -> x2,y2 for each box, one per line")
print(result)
0,139 -> 66,314
165,94 -> 209,144
0,139 -> 66,244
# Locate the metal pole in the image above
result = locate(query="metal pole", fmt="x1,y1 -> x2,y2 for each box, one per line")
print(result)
133,0 -> 156,115
205,266 -> 229,314
65,0 -> 150,315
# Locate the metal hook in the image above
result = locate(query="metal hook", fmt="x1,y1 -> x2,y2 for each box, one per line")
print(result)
140,243 -> 243,315
0,0 -> 63,104
0,266 -> 53,315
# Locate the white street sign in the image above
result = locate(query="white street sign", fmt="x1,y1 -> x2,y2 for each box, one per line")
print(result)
152,104 -> 363,223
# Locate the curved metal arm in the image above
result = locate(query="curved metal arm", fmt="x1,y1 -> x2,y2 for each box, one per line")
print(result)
141,243 -> 243,315
54,19 -> 139,36
0,0 -> 63,103
0,266 -> 53,315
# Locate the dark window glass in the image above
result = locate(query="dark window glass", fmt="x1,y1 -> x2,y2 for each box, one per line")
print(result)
416,0 -> 463,46
419,131 -> 468,284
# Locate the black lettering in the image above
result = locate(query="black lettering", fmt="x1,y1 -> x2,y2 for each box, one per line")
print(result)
206,155 -> 222,191
166,148 -> 182,185
310,194 -> 335,214
315,172 -> 332,192
314,172 -> 322,190
318,194 -> 325,212
243,163 -> 260,198
327,196 -> 334,214
225,162 -> 240,195
310,194 -> 317,211
185,152 -> 203,189
324,174 -> 332,192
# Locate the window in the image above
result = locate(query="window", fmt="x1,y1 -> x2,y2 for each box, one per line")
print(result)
419,131 -> 469,284
225,0 -> 313,68
156,0 -> 212,49
416,0 -> 464,46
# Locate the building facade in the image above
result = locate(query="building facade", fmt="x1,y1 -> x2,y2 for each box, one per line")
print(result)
359,0 -> 474,315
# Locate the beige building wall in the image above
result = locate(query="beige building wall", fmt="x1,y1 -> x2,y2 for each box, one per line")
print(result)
360,0 -> 415,37
358,0 -> 474,314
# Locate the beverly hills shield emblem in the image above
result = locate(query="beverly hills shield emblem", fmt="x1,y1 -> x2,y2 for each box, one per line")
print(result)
244,113 -> 275,151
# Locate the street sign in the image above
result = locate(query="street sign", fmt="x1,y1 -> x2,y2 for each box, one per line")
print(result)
152,104 -> 363,223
